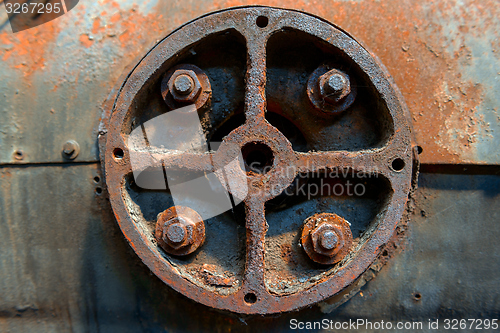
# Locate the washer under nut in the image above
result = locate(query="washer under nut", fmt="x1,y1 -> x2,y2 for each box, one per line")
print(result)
301,213 -> 353,265
155,206 -> 205,256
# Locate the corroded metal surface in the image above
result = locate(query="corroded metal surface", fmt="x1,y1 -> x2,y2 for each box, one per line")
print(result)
0,0 -> 499,330
99,7 -> 416,314
1,0 -> 499,165
0,165 -> 499,331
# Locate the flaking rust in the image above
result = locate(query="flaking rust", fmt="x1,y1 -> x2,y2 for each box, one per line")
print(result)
100,7 -> 418,314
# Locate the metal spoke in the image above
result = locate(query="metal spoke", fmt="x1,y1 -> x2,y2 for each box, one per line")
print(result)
243,34 -> 268,123
242,198 -> 268,294
295,148 -> 391,178
128,149 -> 214,174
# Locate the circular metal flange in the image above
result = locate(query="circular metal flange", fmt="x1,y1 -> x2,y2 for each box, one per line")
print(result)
99,6 -> 416,314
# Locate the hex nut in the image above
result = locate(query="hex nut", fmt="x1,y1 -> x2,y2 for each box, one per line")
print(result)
306,65 -> 357,115
162,217 -> 192,249
155,206 -> 205,256
310,223 -> 345,257
167,69 -> 202,103
161,64 -> 212,110
318,70 -> 351,104
301,213 -> 353,265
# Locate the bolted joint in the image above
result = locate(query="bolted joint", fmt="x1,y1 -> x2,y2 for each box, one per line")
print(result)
318,69 -> 351,104
167,69 -> 202,103
306,64 -> 357,115
310,223 -> 345,257
155,206 -> 205,256
161,64 -> 212,110
301,213 -> 353,265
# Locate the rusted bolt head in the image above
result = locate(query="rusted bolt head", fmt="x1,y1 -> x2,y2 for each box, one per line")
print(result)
167,69 -> 202,103
327,74 -> 347,94
307,65 -> 357,115
301,213 -> 353,265
161,64 -> 212,110
318,69 -> 351,104
310,223 -> 345,257
155,206 -> 205,256
62,140 -> 80,160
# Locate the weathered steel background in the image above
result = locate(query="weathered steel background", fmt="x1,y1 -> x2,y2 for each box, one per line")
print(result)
1,0 -> 499,331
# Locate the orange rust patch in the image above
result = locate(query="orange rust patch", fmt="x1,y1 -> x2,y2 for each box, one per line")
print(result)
0,22 -> 60,76
79,34 -> 94,48
211,0 -> 496,164
92,17 -> 102,35
110,13 -> 121,24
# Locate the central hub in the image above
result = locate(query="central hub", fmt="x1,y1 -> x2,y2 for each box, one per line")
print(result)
241,142 -> 274,174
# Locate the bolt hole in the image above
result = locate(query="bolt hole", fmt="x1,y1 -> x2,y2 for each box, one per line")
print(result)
382,250 -> 388,257
391,158 -> 405,172
256,16 -> 268,28
241,142 -> 274,174
417,146 -> 423,155
95,187 -> 102,195
113,148 -> 124,160
94,176 -> 100,183
413,292 -> 422,301
244,292 -> 257,304
14,150 -> 24,160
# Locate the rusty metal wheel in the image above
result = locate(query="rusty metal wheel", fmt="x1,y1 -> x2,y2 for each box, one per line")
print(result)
99,6 -> 417,314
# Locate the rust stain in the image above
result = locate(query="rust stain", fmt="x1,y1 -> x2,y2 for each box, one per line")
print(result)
0,22 -> 60,76
210,0 -> 497,164
79,34 -> 94,48
92,17 -> 102,35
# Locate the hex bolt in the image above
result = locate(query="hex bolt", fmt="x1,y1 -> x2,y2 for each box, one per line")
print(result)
155,206 -> 205,256
63,144 -> 75,155
62,140 -> 80,160
173,74 -> 195,95
301,213 -> 353,265
319,230 -> 339,250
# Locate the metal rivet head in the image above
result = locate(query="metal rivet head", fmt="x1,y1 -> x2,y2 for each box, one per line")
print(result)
62,140 -> 80,160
